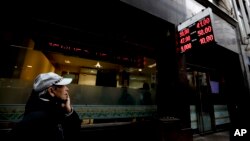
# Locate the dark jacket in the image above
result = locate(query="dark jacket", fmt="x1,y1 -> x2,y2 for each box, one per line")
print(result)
10,90 -> 81,141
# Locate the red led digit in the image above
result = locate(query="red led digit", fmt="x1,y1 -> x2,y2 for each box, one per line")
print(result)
204,26 -> 212,34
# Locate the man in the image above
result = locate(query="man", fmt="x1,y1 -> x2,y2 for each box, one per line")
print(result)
10,72 -> 81,141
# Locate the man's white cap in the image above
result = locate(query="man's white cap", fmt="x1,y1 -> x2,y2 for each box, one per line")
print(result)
33,72 -> 72,92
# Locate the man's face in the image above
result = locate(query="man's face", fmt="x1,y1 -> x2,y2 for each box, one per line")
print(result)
52,85 -> 69,102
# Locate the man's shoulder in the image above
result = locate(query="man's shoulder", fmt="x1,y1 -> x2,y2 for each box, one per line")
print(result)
22,110 -> 52,123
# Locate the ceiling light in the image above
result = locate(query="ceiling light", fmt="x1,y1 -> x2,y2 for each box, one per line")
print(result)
95,61 -> 102,68
65,60 -> 71,64
148,63 -> 156,68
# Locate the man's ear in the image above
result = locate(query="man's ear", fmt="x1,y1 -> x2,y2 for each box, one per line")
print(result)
48,87 -> 55,97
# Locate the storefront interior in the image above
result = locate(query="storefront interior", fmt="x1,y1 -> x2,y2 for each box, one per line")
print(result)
0,1 -> 174,124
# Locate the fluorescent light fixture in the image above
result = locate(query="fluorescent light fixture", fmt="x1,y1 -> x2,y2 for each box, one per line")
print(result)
148,63 -> 156,68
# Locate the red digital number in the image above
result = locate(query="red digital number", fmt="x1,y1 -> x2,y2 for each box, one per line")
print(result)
179,28 -> 190,37
206,34 -> 214,42
179,31 -> 185,37
180,36 -> 191,44
181,43 -> 192,52
196,17 -> 211,28
204,26 -> 212,34
197,29 -> 205,36
199,34 -> 214,45
199,37 -> 206,44
197,25 -> 212,36
180,38 -> 185,44
185,36 -> 191,42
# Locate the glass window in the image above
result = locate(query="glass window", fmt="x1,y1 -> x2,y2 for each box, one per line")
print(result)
186,0 -> 205,18
234,1 -> 248,42
0,33 -> 157,105
208,0 -> 234,16
0,36 -> 158,125
0,1 -> 171,125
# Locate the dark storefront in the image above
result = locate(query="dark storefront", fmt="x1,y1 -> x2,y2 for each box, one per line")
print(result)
177,7 -> 249,137
1,1 -> 184,140
1,1 -> 249,141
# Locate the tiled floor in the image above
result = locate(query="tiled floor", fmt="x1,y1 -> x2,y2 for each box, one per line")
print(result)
193,131 -> 230,141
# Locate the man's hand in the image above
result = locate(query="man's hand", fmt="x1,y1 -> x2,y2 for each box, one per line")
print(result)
61,97 -> 72,114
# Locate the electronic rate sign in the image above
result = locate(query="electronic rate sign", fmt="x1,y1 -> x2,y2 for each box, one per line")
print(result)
177,8 -> 216,53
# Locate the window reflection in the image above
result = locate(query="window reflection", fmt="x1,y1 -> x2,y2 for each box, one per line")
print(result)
0,43 -> 157,105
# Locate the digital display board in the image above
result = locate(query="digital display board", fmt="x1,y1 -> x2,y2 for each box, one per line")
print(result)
34,38 -> 145,68
177,8 -> 215,53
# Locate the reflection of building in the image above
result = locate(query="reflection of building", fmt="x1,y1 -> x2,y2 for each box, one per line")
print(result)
1,0 -> 250,140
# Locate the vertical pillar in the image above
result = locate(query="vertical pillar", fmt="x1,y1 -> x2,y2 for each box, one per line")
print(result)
156,26 -> 191,128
